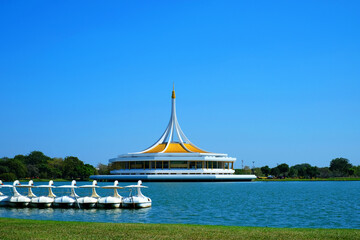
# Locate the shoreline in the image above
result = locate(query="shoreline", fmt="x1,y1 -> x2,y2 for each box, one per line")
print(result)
22,177 -> 360,182
254,177 -> 360,181
0,218 -> 359,240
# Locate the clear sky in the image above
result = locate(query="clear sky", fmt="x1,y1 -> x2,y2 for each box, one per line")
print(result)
1,1 -> 359,168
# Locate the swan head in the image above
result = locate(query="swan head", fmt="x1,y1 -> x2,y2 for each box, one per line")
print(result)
92,180 -> 97,186
137,180 -> 142,186
13,180 -> 20,186
49,180 -> 54,186
29,180 -> 34,186
71,180 -> 76,186
114,180 -> 118,186
0,180 -> 3,185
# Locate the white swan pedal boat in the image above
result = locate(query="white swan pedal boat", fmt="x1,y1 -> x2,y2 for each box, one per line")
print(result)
122,180 -> 152,208
97,180 -> 123,208
31,180 -> 56,208
54,180 -> 78,208
77,180 -> 100,208
9,180 -> 33,207
0,180 -> 12,206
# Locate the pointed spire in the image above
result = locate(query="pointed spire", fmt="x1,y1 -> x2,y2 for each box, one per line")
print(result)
172,82 -> 176,99
137,86 -> 207,154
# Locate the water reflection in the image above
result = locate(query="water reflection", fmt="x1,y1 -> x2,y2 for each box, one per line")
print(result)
6,207 -> 54,218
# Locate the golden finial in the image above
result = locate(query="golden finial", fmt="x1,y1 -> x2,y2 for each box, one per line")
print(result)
172,82 -> 176,99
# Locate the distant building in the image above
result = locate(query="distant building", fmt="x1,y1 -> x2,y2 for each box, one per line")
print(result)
91,87 -> 256,182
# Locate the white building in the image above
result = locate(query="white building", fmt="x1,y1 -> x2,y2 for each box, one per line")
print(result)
91,88 -> 256,182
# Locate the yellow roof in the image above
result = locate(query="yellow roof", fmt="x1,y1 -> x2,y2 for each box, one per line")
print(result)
143,143 -> 207,153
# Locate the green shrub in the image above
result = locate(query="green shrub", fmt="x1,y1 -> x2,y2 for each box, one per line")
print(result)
0,172 -> 17,182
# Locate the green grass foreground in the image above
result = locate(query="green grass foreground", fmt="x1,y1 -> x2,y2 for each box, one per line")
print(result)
0,218 -> 359,240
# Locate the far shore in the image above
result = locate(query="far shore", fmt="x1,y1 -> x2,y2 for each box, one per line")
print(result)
0,218 -> 359,240
19,178 -> 69,182
254,177 -> 360,181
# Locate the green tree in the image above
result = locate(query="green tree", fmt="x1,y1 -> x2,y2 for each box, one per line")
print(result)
354,166 -> 360,177
277,163 -> 289,177
27,165 -> 39,178
1,152 -> 97,180
82,164 -> 97,180
63,156 -> 84,179
292,164 -> 312,178
234,166 -> 251,174
270,167 -> 280,178
253,167 -> 262,176
306,166 -> 319,178
329,158 -> 352,176
0,172 -> 16,182
48,158 -> 64,179
38,163 -> 51,179
97,163 -> 110,175
25,151 -> 51,166
318,167 -> 331,178
5,159 -> 27,178
261,166 -> 271,176
0,165 -> 10,175
14,154 -> 26,163
348,168 -> 355,176
288,167 -> 297,178
243,166 -> 252,174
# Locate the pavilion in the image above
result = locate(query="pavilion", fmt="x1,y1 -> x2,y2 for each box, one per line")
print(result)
91,87 -> 256,182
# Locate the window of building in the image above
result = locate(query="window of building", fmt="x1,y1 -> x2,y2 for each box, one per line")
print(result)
136,161 -> 144,169
206,161 -> 211,169
218,162 -> 224,169
163,161 -> 169,169
189,161 -> 196,169
145,161 -> 150,169
130,161 -> 136,169
213,161 -> 218,169
170,161 -> 188,168
156,161 -> 162,169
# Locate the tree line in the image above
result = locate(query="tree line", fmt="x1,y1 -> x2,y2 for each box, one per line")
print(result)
236,158 -> 360,179
0,151 -> 97,181
2,152 -> 358,180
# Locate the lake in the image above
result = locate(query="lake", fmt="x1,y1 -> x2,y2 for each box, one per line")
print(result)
1,181 -> 359,229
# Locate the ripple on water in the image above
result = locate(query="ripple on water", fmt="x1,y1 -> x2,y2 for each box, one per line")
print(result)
0,181 -> 359,228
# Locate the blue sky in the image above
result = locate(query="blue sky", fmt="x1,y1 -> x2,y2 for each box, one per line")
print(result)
1,1 -> 359,168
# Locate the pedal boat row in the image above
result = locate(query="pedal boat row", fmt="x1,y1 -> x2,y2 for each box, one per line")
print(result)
0,180 -> 151,208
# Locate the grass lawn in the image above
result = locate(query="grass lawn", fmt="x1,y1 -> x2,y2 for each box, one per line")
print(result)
0,218 -> 359,240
